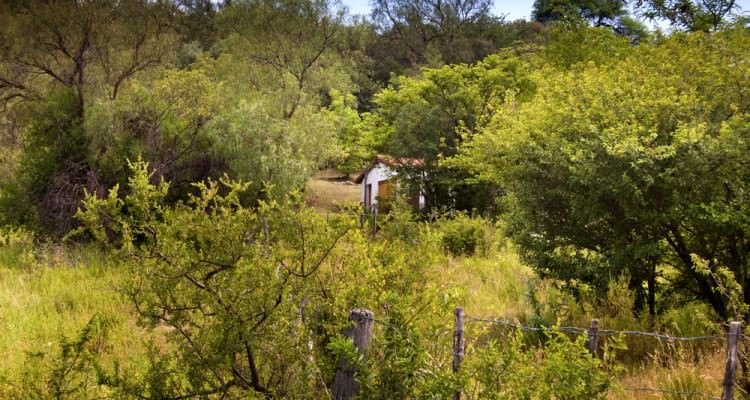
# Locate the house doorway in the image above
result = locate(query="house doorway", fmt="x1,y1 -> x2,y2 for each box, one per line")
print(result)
365,183 -> 373,209
378,179 -> 394,213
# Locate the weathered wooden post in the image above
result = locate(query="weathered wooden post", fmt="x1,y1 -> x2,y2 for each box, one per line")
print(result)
453,307 -> 465,400
333,309 -> 374,400
371,206 -> 378,236
263,217 -> 269,244
722,321 -> 742,400
298,299 -> 315,364
588,319 -> 599,357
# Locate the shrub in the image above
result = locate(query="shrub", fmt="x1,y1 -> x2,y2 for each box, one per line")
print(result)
436,213 -> 493,256
379,199 -> 420,242
9,314 -> 115,399
0,226 -> 36,269
75,160 -> 456,399
465,329 -> 622,399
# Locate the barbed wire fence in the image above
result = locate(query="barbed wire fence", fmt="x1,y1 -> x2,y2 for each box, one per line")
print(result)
332,308 -> 745,400
456,309 -> 743,400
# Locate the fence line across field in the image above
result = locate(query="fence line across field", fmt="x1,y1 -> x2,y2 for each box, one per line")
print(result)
332,308 -> 744,400
465,315 -> 727,342
621,386 -> 722,400
457,311 -> 742,400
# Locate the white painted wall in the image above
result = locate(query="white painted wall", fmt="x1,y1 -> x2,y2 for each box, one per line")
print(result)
359,162 -> 425,211
360,162 -> 397,210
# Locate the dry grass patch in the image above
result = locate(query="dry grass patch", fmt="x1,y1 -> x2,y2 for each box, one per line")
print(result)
610,348 -> 725,399
434,243 -> 535,319
306,178 -> 360,213
0,246 -> 155,385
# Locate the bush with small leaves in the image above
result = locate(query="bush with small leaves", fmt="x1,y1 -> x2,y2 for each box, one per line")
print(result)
464,329 -> 622,400
436,213 -> 493,256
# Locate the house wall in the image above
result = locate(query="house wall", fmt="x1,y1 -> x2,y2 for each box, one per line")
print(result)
360,162 -> 397,211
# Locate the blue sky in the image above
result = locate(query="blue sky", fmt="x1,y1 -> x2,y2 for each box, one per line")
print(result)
342,0 -> 750,26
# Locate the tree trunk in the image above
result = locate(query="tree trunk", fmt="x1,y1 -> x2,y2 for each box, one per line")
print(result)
647,264 -> 656,319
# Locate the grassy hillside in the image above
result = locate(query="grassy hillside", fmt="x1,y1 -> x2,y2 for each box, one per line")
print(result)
0,235 -> 153,395
0,224 -> 731,398
306,172 -> 361,213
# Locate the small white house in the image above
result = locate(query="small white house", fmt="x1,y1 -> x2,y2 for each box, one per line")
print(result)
354,155 -> 425,212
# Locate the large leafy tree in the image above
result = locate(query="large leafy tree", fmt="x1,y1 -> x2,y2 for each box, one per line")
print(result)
364,54 -> 534,212
0,0 -> 178,113
532,0 -> 651,45
216,0 -> 351,119
367,0 -> 521,87
208,0 -> 356,201
370,0 -> 494,65
462,28 -> 750,319
0,0 -> 361,234
634,0 -> 739,31
178,0 -> 219,50
0,0 -> 179,235
75,161 -> 457,399
86,68 -> 227,201
532,0 -> 628,26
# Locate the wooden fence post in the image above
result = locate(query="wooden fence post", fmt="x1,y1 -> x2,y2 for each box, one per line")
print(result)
333,309 -> 374,400
588,319 -> 599,357
722,321 -> 742,400
453,307 -> 465,400
371,207 -> 378,236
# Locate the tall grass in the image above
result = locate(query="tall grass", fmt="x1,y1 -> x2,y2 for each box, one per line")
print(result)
0,221 -> 733,398
0,234 -> 151,388
438,243 -> 535,318
429,219 -> 730,398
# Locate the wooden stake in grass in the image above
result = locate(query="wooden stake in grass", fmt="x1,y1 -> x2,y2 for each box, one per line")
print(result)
263,217 -> 269,244
333,309 -> 374,400
588,319 -> 599,358
453,307 -> 465,400
722,321 -> 742,400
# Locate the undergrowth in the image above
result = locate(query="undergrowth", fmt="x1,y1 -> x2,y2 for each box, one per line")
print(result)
0,221 -> 733,398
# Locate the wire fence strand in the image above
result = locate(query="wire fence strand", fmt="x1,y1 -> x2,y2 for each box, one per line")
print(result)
466,315 -> 726,342
369,313 -> 737,400
622,386 -> 721,400
466,316 -> 588,334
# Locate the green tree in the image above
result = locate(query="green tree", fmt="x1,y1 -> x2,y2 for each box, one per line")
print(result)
532,0 -> 628,27
215,0 -> 352,119
0,0 -> 178,235
461,28 -> 750,319
364,53 -> 534,212
536,26 -> 634,69
87,68 -> 226,200
178,0 -> 218,51
76,162 -> 460,399
206,0 -> 357,199
634,0 -> 739,31
370,0 -> 494,66
531,0 -> 650,44
328,89 -> 371,175
211,97 -> 338,201
0,0 -> 178,112
77,161 -> 356,398
366,0 -> 534,91
1,88 -> 90,236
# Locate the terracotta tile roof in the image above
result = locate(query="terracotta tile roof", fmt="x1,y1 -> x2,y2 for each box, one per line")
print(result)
354,154 -> 424,184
